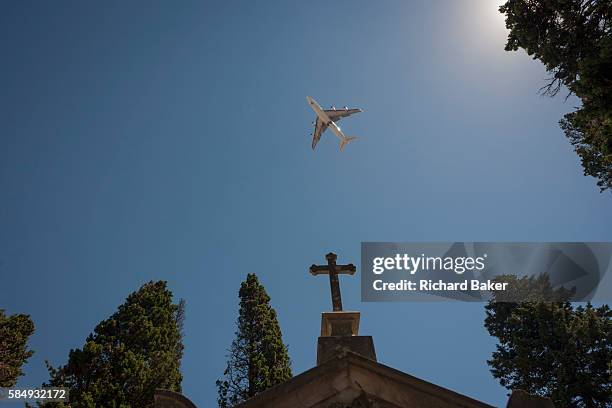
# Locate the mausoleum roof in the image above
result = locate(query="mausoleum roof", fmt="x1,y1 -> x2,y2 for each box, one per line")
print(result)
234,351 -> 494,408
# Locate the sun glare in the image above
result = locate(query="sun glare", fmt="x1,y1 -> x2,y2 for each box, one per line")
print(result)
481,0 -> 508,36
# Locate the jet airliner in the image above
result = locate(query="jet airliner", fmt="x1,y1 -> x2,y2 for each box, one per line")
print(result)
307,96 -> 362,151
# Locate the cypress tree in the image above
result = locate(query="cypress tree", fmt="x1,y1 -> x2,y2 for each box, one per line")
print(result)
41,281 -> 185,408
216,273 -> 292,407
485,275 -> 612,407
0,310 -> 35,387
500,0 -> 612,192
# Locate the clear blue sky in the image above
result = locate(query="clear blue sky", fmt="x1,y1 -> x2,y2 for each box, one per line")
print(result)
1,1 -> 611,406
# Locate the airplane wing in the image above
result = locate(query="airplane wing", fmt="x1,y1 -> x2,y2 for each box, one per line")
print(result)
311,117 -> 328,149
324,108 -> 362,123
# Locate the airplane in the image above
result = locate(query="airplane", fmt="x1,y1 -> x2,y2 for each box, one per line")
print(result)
306,96 -> 362,151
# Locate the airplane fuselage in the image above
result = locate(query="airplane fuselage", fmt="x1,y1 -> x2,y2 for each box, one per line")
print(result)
306,96 -> 346,141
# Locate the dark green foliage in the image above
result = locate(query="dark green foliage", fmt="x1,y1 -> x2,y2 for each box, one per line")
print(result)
487,274 -> 576,302
500,0 -> 612,191
0,310 -> 34,387
485,275 -> 612,407
41,281 -> 185,408
216,273 -> 292,407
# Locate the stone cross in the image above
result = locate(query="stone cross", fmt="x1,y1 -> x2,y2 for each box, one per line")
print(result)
310,252 -> 356,311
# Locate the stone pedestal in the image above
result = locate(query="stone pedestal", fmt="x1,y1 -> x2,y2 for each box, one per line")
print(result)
317,311 -> 376,366
320,311 -> 360,337
316,335 -> 377,365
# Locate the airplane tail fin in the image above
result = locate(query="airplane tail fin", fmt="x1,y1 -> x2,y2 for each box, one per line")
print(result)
339,136 -> 358,151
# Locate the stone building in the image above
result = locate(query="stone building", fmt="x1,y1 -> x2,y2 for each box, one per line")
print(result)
155,253 -> 554,408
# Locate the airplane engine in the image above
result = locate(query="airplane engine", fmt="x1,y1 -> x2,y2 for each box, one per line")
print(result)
330,106 -> 336,110
343,106 -> 348,110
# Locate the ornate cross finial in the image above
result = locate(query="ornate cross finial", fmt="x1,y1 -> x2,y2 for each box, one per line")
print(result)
310,252 -> 356,311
